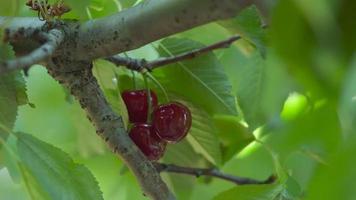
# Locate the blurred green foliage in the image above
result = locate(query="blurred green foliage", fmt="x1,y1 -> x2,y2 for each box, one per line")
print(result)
0,0 -> 355,199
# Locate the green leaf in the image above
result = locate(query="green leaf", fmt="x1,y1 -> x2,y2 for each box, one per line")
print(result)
282,176 -> 302,199
339,56 -> 356,136
0,0 -> 19,16
64,0 -> 91,20
16,132 -> 103,200
2,134 -> 22,183
86,0 -> 122,19
0,43 -> 28,136
221,48 -> 293,130
163,140 -> 209,200
270,0 -> 345,98
306,136 -> 356,200
265,103 -> 342,161
18,163 -> 50,200
103,88 -> 129,129
175,98 -> 222,166
93,60 -> 129,128
219,5 -> 266,56
154,37 -> 237,115
213,114 -> 254,163
213,184 -> 283,200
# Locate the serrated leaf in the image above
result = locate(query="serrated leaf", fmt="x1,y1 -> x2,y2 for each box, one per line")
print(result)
219,5 -> 266,56
175,98 -> 222,166
232,50 -> 266,130
213,184 -> 283,200
17,132 -> 103,200
0,43 -> 28,137
154,37 -> 237,115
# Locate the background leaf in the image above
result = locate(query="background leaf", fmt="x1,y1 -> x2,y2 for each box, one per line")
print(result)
219,5 -> 266,56
213,184 -> 283,200
17,132 -> 103,200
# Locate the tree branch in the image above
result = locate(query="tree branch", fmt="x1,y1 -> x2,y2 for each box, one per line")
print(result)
46,59 -> 175,200
155,163 -> 276,185
1,1 -> 252,60
147,35 -> 241,70
74,0 -> 252,60
0,29 -> 64,74
106,35 -> 241,71
0,17 -> 45,42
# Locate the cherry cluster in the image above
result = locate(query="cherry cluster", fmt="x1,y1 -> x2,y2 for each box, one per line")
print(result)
122,90 -> 192,160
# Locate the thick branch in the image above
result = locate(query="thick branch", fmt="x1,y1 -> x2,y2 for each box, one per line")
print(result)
46,60 -> 174,200
74,0 -> 252,59
106,35 -> 241,71
0,17 -> 45,42
1,1 -> 252,60
0,29 -> 64,74
155,163 -> 276,185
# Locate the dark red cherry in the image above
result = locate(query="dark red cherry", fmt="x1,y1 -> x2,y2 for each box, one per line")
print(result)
121,89 -> 158,123
152,102 -> 192,143
129,123 -> 166,160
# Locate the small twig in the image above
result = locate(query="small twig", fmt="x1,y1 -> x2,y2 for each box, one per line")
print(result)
154,163 -> 276,185
106,35 -> 241,71
106,55 -> 147,71
147,35 -> 241,70
0,29 -> 64,75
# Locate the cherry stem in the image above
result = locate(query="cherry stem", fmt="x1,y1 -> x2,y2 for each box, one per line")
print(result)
131,70 -> 137,89
144,71 -> 169,102
143,74 -> 152,123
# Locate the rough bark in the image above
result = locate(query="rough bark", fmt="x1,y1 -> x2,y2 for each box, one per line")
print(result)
46,58 -> 174,200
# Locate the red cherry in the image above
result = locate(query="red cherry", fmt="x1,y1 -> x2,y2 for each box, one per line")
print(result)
152,102 -> 192,143
121,89 -> 158,123
129,123 -> 166,160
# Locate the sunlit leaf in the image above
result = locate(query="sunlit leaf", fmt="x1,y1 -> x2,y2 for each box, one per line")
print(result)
213,114 -> 254,163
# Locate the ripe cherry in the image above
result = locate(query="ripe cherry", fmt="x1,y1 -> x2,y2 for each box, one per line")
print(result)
121,89 -> 158,123
152,102 -> 192,143
129,123 -> 166,160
